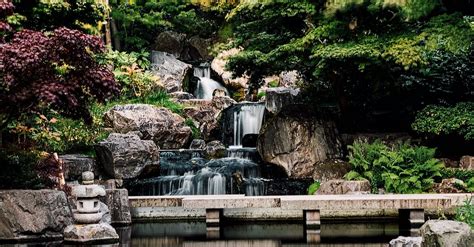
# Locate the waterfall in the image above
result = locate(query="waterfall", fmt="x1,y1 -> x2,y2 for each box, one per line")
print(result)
194,64 -> 229,99
231,103 -> 265,147
129,154 -> 267,196
226,147 -> 260,163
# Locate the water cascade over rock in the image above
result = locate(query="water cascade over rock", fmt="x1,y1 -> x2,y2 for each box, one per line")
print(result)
221,103 -> 266,147
127,150 -> 267,196
194,63 -> 229,100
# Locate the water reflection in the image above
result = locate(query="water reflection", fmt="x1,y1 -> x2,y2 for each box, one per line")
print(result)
127,221 -> 399,247
1,221 -> 399,247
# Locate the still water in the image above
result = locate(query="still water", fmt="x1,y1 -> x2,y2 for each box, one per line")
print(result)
117,221 -> 400,246
1,221 -> 401,246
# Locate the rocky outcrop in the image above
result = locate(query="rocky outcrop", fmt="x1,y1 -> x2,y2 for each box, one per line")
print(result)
170,91 -> 195,100
60,154 -> 98,181
420,220 -> 473,247
433,178 -> 468,193
95,133 -> 160,179
182,96 -> 236,141
265,87 -> 300,114
153,31 -> 212,61
257,105 -> 343,178
104,104 -> 192,149
312,159 -> 352,183
390,236 -> 422,247
188,35 -> 212,60
316,179 -> 371,195
150,51 -> 192,93
460,155 -> 474,170
64,224 -> 118,243
0,190 -> 73,241
189,139 -> 206,149
211,48 -> 249,90
153,31 -> 186,58
205,140 -> 226,159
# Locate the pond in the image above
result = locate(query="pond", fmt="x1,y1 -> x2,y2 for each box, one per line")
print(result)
116,220 -> 403,247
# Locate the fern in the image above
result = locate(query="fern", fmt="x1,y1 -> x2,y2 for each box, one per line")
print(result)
345,139 -> 444,194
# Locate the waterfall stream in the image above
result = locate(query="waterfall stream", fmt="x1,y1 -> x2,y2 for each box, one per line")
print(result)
129,151 -> 267,196
193,64 -> 229,99
231,103 -> 265,148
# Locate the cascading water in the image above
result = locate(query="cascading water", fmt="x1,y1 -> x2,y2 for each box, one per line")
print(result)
193,64 -> 229,100
128,151 -> 267,196
231,103 -> 265,148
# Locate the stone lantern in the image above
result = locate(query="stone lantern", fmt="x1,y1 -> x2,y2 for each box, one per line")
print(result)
64,172 -> 119,243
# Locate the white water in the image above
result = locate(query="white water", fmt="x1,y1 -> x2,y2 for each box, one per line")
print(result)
232,104 -> 265,147
194,65 -> 229,99
137,157 -> 266,196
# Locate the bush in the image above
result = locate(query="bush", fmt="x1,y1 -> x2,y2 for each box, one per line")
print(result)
412,102 -> 474,141
0,150 -> 45,189
441,168 -> 474,192
345,140 -> 444,193
99,50 -> 162,99
7,109 -> 108,154
307,181 -> 321,195
455,197 -> 474,228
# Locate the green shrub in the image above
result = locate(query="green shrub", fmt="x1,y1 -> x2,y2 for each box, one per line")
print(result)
7,111 -> 108,154
98,50 -> 161,99
455,197 -> 474,228
412,102 -> 474,140
345,140 -> 444,193
441,168 -> 474,183
0,150 -> 45,189
307,180 -> 321,195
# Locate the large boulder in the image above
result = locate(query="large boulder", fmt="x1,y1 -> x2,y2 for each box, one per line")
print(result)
211,48 -> 249,90
182,96 -> 236,141
316,179 -> 371,195
205,140 -> 226,159
150,51 -> 192,93
420,220 -> 473,247
189,139 -> 206,149
0,190 -> 73,241
64,223 -> 119,243
257,105 -> 344,178
104,104 -> 192,149
95,133 -> 160,179
188,35 -> 212,60
264,87 -> 300,114
153,31 -> 186,58
312,159 -> 352,183
60,154 -> 98,181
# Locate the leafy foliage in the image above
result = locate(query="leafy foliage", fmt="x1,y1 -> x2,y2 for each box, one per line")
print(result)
440,168 -> 474,192
307,180 -> 321,195
345,140 -> 444,193
185,118 -> 201,139
455,197 -> 474,228
412,102 -> 474,140
223,1 -> 474,132
0,150 -> 45,189
7,110 -> 108,153
0,27 -> 119,129
110,0 -> 229,51
11,0 -> 109,34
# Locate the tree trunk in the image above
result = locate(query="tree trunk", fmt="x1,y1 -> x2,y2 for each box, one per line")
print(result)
111,18 -> 121,51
